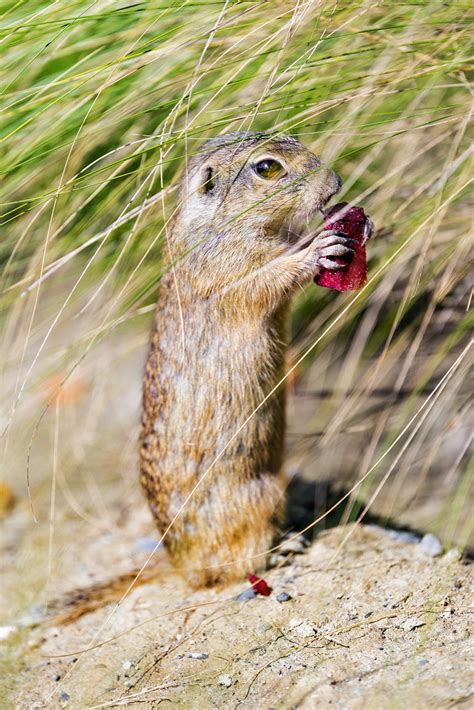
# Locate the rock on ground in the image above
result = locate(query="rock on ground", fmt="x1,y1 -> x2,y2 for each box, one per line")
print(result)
9,525 -> 474,709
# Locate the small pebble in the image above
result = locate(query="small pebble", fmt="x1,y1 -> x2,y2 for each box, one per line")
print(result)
218,674 -> 233,688
444,548 -> 461,563
59,691 -> 70,703
188,652 -> 208,660
386,529 -> 420,545
0,625 -> 16,641
420,533 -> 442,557
235,588 -> 256,602
122,660 -> 132,671
276,592 -> 292,603
418,658 -> 429,666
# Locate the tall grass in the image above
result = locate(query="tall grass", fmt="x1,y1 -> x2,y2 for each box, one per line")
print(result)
0,0 -> 472,596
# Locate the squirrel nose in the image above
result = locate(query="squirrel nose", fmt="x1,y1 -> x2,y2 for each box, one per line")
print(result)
327,168 -> 342,193
322,167 -> 342,199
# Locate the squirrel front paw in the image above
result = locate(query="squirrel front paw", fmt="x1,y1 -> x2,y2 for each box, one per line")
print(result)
313,229 -> 356,271
295,229 -> 355,284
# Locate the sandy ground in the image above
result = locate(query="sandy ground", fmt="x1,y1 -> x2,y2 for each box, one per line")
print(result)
2,522 -> 472,709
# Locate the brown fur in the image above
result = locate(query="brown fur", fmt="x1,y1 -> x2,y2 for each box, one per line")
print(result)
140,132 -> 346,587
44,565 -> 168,625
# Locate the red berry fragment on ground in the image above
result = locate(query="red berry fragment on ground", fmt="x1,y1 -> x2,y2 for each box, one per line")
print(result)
247,573 -> 272,596
315,202 -> 371,292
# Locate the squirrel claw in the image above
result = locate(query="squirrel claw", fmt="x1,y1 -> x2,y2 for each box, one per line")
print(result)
318,258 -> 347,271
363,217 -> 374,244
314,229 -> 355,271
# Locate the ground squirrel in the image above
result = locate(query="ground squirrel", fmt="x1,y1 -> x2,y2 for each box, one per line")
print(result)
140,132 -> 355,587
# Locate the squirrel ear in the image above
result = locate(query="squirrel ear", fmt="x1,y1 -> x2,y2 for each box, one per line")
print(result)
201,165 -> 216,194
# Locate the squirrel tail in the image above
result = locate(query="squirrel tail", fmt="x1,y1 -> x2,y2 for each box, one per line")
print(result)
43,562 -> 167,625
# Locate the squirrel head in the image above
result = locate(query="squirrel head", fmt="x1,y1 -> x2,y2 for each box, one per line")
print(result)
170,132 -> 341,298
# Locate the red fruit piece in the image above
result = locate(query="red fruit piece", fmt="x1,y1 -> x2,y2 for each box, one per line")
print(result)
315,202 -> 371,292
247,573 -> 272,596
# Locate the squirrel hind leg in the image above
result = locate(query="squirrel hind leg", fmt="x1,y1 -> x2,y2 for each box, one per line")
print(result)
177,526 -> 276,590
162,472 -> 284,589
174,494 -> 283,588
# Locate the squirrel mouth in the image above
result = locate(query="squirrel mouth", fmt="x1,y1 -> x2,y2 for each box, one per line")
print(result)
285,196 -> 338,251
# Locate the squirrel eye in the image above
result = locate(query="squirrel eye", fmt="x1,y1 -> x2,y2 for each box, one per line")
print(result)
253,159 -> 285,180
